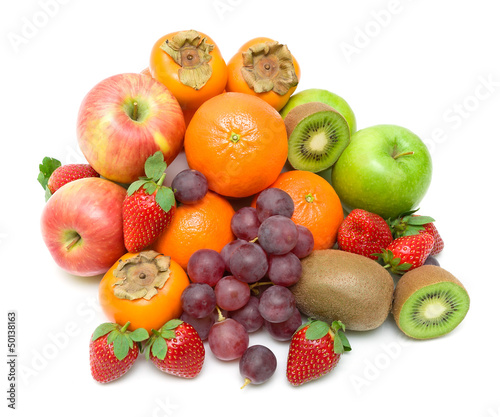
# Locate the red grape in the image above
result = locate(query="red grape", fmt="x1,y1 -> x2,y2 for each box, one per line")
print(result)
229,241 -> 268,283
240,345 -> 277,387
264,307 -> 303,341
267,252 -> 302,287
258,285 -> 296,323
255,188 -> 294,222
229,296 -> 264,332
208,318 -> 249,361
291,225 -> 315,258
258,215 -> 298,255
187,248 -> 225,287
220,239 -> 246,272
214,276 -> 251,311
171,169 -> 208,204
181,283 -> 216,318
231,207 -> 260,241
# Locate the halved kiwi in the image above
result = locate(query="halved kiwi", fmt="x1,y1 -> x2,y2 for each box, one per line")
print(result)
284,102 -> 350,173
392,265 -> 470,339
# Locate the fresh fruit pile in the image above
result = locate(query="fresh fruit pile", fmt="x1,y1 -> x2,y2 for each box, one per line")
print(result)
38,28 -> 470,388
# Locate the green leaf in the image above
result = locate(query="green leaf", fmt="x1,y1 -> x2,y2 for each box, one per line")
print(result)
44,187 -> 53,202
127,179 -> 148,196
113,333 -> 131,361
92,323 -> 117,341
143,182 -> 158,195
155,187 -> 175,212
401,225 -> 425,237
151,337 -> 168,360
162,319 -> 183,330
107,330 -> 119,344
160,329 -> 176,340
338,331 -> 352,352
37,157 -> 61,189
144,151 -> 167,182
407,216 -> 435,226
304,320 -> 330,340
129,328 -> 149,342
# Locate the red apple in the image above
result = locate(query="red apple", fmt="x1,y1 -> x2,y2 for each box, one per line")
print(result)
40,177 -> 127,277
77,73 -> 185,184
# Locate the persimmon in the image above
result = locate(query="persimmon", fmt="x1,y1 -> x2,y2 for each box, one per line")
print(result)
226,37 -> 300,111
150,29 -> 228,111
98,251 -> 190,333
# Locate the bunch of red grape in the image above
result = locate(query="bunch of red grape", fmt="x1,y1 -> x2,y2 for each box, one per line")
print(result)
179,188 -> 314,381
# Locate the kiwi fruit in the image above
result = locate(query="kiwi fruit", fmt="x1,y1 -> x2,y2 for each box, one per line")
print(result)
284,102 -> 350,173
392,265 -> 470,339
289,249 -> 394,331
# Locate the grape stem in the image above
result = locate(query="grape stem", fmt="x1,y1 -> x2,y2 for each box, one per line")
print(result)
241,378 -> 251,389
215,305 -> 226,322
249,281 -> 274,295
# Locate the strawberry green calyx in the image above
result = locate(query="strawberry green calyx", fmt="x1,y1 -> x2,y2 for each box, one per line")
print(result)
388,208 -> 435,238
92,322 -> 149,361
145,319 -> 184,361
374,248 -> 413,275
127,151 -> 175,213
300,319 -> 351,354
38,157 -> 61,201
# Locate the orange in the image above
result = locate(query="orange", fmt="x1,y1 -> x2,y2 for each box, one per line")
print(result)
153,191 -> 235,269
150,30 -> 227,111
184,92 -> 288,198
99,251 -> 190,333
226,37 -> 300,111
253,170 -> 344,250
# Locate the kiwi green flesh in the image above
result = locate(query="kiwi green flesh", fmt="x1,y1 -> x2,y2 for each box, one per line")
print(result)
288,110 -> 350,173
397,282 -> 470,339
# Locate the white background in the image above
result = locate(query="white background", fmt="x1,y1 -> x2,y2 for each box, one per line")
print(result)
2,0 -> 499,416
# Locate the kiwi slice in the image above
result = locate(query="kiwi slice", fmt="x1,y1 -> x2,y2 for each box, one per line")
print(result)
284,102 -> 350,173
392,265 -> 470,339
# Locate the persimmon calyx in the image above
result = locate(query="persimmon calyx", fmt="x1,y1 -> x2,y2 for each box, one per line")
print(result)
160,30 -> 214,90
113,250 -> 171,301
240,41 -> 298,96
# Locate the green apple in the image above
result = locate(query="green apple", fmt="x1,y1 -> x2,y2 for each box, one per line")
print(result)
331,124 -> 432,219
280,88 -> 357,134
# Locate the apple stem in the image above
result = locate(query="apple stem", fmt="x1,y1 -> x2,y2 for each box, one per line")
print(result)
65,234 -> 81,251
132,102 -> 139,121
393,151 -> 414,159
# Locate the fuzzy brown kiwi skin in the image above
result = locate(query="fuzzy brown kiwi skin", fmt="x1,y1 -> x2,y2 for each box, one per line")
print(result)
392,265 -> 469,334
284,102 -> 342,138
290,249 -> 394,331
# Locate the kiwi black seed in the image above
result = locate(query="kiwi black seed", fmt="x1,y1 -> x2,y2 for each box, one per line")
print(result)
284,102 -> 350,173
392,265 -> 470,340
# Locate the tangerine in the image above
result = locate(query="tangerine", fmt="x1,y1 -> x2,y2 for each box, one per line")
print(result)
253,170 -> 344,250
184,92 -> 288,198
153,191 -> 235,269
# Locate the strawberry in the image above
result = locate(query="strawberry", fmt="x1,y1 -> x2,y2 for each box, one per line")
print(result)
337,209 -> 393,259
375,233 -> 435,274
122,152 -> 176,252
89,322 -> 148,383
145,319 -> 205,378
286,319 -> 351,386
38,157 -> 99,200
388,209 -> 444,255
421,222 -> 444,255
